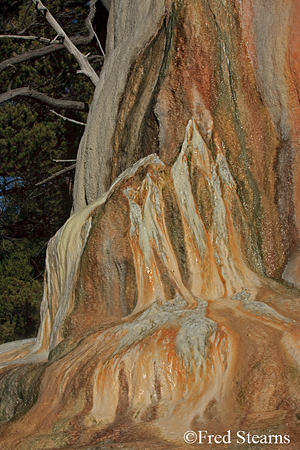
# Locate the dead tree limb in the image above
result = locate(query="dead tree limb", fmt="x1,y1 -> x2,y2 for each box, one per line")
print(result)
86,0 -> 105,57
0,36 -> 93,74
35,164 -> 76,186
32,0 -> 99,85
50,109 -> 86,125
53,160 -> 76,162
0,35 -> 51,43
0,88 -> 89,112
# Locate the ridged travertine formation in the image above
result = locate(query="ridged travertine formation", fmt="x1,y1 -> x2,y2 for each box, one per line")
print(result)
0,120 -> 300,449
73,0 -> 300,285
1,0 -> 300,448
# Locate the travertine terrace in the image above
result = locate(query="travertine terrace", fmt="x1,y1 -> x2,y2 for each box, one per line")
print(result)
1,1 -> 300,449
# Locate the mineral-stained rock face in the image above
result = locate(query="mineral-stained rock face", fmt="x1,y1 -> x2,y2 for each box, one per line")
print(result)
1,0 -> 300,449
0,121 -> 300,449
73,0 -> 300,284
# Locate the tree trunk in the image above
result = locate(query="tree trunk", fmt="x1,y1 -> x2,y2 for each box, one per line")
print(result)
1,1 -> 300,448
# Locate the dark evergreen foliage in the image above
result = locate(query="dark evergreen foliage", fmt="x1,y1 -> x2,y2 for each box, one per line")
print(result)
0,0 -> 106,343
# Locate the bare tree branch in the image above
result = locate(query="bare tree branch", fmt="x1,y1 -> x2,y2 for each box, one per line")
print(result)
0,88 -> 89,112
18,21 -> 36,36
53,160 -> 76,162
86,0 -> 105,57
0,35 -> 93,74
0,35 -> 50,43
50,109 -> 86,126
32,0 -> 99,85
35,164 -> 76,186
